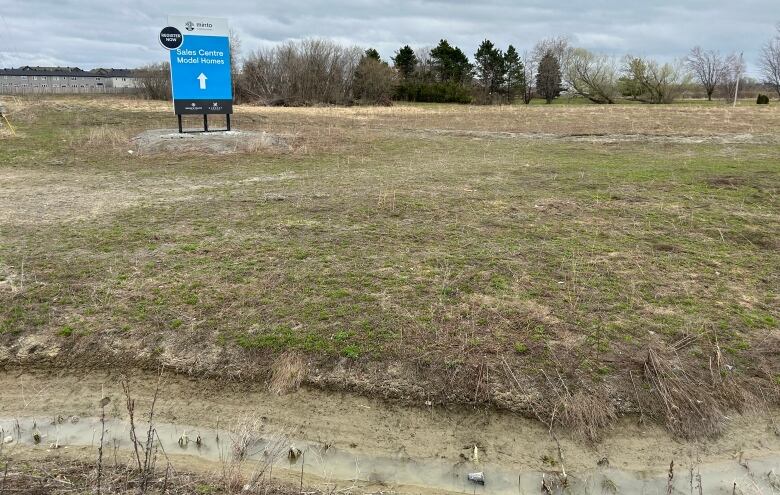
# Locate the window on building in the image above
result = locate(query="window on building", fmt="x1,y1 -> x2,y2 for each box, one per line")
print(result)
21,75 -> 27,80
41,76 -> 46,80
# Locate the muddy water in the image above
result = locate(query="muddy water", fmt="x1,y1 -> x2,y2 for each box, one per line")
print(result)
1,369 -> 778,494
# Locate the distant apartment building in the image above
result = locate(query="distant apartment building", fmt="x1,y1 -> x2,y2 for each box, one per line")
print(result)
0,66 -> 140,94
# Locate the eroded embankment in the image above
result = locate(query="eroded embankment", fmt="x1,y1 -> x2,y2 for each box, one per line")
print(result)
0,368 -> 778,494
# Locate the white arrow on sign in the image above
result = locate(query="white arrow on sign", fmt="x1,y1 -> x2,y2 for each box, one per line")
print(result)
197,73 -> 207,90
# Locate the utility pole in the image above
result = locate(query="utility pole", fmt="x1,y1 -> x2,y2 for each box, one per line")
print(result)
733,52 -> 743,108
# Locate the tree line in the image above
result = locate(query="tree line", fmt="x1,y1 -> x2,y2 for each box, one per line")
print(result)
138,24 -> 780,106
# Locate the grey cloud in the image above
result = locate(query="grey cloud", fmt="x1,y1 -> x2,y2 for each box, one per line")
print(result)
0,0 -> 775,75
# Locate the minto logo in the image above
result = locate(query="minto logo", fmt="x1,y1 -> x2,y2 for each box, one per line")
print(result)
185,21 -> 194,31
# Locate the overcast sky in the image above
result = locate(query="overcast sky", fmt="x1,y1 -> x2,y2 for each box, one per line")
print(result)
0,0 -> 777,76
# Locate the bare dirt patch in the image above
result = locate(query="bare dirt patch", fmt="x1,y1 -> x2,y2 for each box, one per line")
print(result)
132,129 -> 291,155
400,128 -> 778,144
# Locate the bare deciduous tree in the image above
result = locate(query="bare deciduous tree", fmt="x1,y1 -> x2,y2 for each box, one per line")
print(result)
686,47 -> 726,101
413,46 -> 435,81
759,24 -> 780,98
136,62 -> 171,101
721,52 -> 746,103
521,50 -> 535,104
532,36 -> 571,69
229,29 -> 241,101
564,48 -> 619,104
239,39 -> 362,105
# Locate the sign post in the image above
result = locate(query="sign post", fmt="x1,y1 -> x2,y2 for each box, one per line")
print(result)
159,16 -> 233,132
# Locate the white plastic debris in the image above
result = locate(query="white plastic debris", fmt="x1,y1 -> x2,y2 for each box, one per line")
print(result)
468,472 -> 485,485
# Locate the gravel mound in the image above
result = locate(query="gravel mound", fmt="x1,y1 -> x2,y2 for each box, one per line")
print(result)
132,129 -> 290,155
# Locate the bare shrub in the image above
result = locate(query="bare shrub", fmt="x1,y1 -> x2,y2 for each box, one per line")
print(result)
239,39 -> 362,106
136,63 -> 172,101
353,58 -> 396,105
220,416 -> 290,493
220,417 -> 258,492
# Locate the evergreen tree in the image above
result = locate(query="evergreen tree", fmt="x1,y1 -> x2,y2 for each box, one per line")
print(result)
536,51 -> 562,103
503,45 -> 526,103
474,39 -> 505,99
430,39 -> 473,83
392,45 -> 418,80
364,48 -> 381,62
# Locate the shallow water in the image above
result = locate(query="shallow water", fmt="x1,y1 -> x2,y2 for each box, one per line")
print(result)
2,416 -> 778,494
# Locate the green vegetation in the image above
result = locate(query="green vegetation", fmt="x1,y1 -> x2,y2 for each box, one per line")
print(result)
58,325 -> 74,337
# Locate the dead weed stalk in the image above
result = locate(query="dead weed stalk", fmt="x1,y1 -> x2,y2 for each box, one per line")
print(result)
119,367 -> 168,493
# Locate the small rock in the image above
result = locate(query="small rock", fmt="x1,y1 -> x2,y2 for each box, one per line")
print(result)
3,435 -> 13,444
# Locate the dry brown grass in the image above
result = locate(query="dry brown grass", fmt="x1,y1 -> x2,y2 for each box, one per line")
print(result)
80,125 -> 132,149
640,345 -> 764,439
268,352 -> 307,395
1,95 -> 778,440
0,450 -> 307,495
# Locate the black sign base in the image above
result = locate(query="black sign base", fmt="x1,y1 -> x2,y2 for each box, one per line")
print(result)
174,99 -> 233,115
177,113 -> 232,133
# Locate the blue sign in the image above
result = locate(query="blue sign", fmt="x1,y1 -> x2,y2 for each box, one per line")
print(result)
162,16 -> 232,115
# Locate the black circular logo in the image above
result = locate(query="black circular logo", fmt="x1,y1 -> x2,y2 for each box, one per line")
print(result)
159,26 -> 182,50
185,21 -> 195,31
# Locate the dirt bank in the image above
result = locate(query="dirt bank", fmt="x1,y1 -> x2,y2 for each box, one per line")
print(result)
1,369 -> 778,494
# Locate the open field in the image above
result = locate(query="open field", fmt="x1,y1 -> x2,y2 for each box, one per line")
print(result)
1,96 -> 779,440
